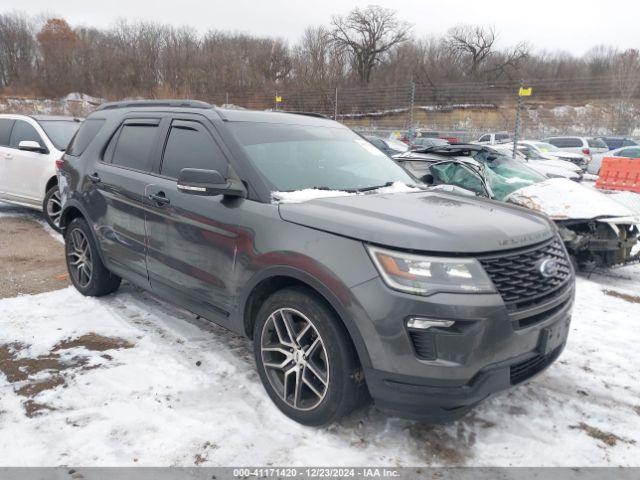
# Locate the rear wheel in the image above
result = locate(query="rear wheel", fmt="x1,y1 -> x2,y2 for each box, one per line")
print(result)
65,217 -> 121,296
43,186 -> 63,233
253,287 -> 367,426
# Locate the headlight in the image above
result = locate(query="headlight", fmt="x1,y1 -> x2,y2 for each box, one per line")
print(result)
367,245 -> 495,296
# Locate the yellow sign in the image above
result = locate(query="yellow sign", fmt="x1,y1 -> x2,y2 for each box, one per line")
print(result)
519,87 -> 532,97
275,95 -> 283,103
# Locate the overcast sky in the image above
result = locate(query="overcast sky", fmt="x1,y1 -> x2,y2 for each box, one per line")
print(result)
7,0 -> 639,56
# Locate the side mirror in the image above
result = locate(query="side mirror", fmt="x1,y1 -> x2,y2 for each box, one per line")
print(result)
18,140 -> 46,153
177,168 -> 246,198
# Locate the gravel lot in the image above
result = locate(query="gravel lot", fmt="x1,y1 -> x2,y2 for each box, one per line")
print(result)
1,201 -> 639,467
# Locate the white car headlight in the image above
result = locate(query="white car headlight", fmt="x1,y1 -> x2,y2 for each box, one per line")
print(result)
367,245 -> 496,296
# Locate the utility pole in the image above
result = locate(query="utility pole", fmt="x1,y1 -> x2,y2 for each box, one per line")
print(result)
409,81 -> 416,128
512,79 -> 524,159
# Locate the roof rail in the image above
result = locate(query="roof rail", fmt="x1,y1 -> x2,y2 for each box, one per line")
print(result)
95,100 -> 213,111
281,111 -> 331,119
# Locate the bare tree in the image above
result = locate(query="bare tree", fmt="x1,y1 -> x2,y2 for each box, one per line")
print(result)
447,24 -> 528,79
330,5 -> 410,84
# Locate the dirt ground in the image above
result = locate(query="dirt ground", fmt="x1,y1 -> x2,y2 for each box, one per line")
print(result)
0,216 -> 70,298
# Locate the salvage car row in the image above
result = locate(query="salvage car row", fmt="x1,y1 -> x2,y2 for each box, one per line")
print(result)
1,105 -> 638,427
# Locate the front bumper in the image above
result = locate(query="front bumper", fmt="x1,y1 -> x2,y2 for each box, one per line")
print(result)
365,340 -> 567,422
348,275 -> 574,422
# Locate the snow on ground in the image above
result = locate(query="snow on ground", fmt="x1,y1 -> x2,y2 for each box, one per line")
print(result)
1,202 -> 639,467
0,275 -> 639,466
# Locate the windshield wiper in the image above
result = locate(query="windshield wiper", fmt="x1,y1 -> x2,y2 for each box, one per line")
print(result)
352,182 -> 397,192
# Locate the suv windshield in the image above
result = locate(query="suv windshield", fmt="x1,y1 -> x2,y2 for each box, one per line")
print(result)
37,120 -> 81,150
228,122 -> 415,192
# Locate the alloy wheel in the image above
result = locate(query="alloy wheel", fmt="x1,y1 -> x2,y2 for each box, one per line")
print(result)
46,190 -> 62,228
67,228 -> 93,288
260,308 -> 330,411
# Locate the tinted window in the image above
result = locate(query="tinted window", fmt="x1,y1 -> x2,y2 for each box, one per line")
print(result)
37,120 -> 81,150
110,123 -> 159,171
622,139 -> 637,147
587,138 -> 607,148
161,121 -> 227,179
9,120 -> 45,149
0,119 -> 14,146
67,119 -> 105,156
495,133 -> 510,140
548,137 -> 582,148
479,135 -> 490,142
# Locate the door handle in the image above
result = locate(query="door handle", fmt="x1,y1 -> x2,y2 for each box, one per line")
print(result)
148,192 -> 170,206
88,173 -> 101,183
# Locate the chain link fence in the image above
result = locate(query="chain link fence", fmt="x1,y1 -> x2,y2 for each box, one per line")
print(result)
210,76 -> 640,141
2,75 -> 639,142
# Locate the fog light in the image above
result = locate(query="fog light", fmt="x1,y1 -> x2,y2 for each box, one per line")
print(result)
407,317 -> 455,330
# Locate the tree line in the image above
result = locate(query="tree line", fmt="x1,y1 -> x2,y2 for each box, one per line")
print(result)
0,6 -> 639,104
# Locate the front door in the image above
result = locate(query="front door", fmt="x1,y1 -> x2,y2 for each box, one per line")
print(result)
2,119 -> 49,202
144,118 -> 240,320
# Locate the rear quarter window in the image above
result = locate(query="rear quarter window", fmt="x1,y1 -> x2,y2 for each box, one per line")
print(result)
66,119 -> 105,156
587,138 -> 607,148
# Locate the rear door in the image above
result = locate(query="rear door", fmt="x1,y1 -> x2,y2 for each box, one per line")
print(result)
144,117 -> 240,320
89,117 -> 163,285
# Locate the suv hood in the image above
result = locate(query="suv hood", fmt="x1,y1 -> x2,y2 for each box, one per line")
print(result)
278,191 -> 554,253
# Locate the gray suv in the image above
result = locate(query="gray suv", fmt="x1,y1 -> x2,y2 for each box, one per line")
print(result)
57,101 -> 574,426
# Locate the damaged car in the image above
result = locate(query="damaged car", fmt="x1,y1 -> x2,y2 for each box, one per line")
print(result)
395,144 -> 640,269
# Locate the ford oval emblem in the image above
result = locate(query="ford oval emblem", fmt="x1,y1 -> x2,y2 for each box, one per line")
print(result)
538,259 -> 559,278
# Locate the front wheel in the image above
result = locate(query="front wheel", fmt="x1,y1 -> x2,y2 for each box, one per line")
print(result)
65,217 -> 121,297
253,287 -> 368,426
43,185 -> 63,233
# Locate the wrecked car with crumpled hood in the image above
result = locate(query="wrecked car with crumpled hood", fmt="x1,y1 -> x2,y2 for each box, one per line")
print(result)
395,144 -> 640,269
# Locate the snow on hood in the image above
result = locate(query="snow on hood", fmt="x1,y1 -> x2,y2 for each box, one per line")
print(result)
505,178 -> 640,222
271,182 -> 421,203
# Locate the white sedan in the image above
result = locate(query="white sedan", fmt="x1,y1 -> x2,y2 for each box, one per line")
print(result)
588,145 -> 640,175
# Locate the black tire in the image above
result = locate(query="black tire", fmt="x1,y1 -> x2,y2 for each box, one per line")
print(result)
253,286 -> 368,426
43,185 -> 63,233
65,217 -> 121,297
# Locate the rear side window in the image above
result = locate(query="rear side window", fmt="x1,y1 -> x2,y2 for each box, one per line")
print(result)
622,139 -> 637,147
587,138 -> 607,148
549,137 -> 582,148
66,119 -> 105,156
495,133 -> 510,141
160,121 -> 227,179
9,120 -> 45,149
0,119 -> 14,146
108,121 -> 160,172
